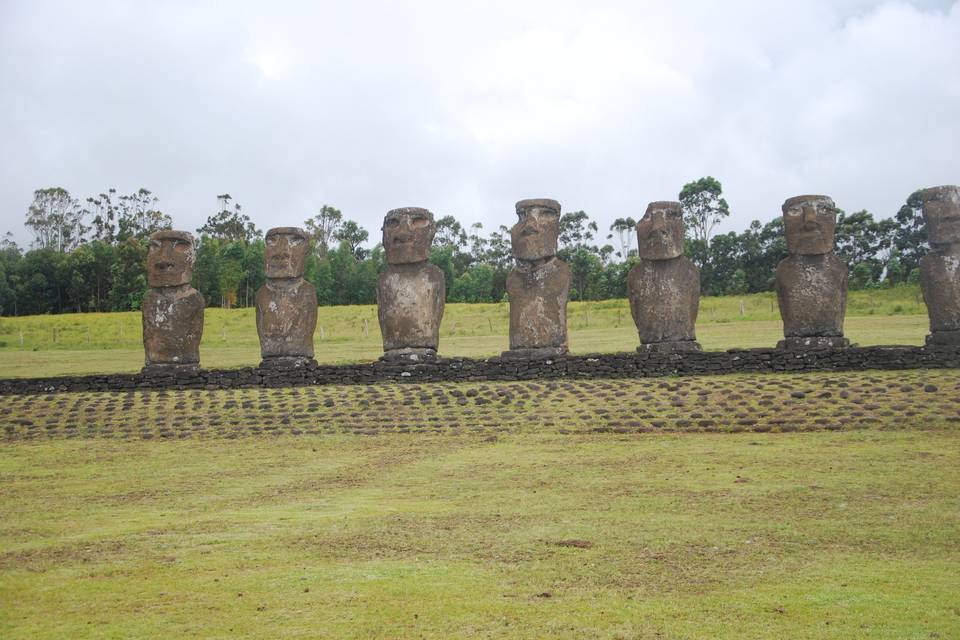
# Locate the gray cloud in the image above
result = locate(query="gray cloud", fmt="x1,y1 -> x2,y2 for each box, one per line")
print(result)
1,0 -> 958,248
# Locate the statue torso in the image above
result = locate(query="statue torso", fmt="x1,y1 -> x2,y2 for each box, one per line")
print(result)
377,263 -> 445,351
255,278 -> 318,358
776,253 -> 847,337
920,251 -> 960,332
506,257 -> 571,350
142,286 -> 204,365
627,256 -> 700,343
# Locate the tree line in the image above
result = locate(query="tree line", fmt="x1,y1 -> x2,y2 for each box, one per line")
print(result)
0,180 -> 928,316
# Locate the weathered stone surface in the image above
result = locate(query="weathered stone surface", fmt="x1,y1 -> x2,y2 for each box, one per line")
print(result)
777,336 -> 850,350
142,230 -> 204,373
628,258 -> 701,347
256,227 -> 317,366
782,194 -> 837,256
776,254 -> 847,338
627,201 -> 701,351
637,339 -> 702,353
4,345 -> 958,396
637,201 -> 684,261
511,199 -> 562,261
499,346 -> 568,361
378,208 -> 444,360
383,207 -> 435,264
776,196 -> 847,346
918,185 -> 960,344
504,199 -> 570,359
256,279 -> 317,362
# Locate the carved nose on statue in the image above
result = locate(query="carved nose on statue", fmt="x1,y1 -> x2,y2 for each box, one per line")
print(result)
801,207 -> 817,222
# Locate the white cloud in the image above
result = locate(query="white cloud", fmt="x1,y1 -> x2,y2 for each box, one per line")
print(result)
0,0 -> 957,247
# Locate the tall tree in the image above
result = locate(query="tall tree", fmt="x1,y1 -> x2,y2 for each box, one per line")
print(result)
304,205 -> 343,259
197,194 -> 260,243
25,187 -> 87,252
890,189 -> 926,278
333,220 -> 369,259
608,217 -> 636,259
435,215 -> 467,249
467,222 -> 489,264
116,188 -> 172,240
558,210 -> 598,251
108,238 -> 147,311
86,189 -> 118,243
678,176 -> 730,249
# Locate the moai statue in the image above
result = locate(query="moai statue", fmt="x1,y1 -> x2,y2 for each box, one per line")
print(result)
502,199 -> 571,360
918,185 -> 960,346
255,227 -> 318,368
142,230 -> 204,374
776,195 -> 849,349
377,207 -> 445,362
627,201 -> 701,352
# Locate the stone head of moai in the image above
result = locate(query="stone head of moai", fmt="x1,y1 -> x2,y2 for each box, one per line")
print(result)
383,207 -> 436,265
918,185 -> 960,252
265,227 -> 310,279
636,201 -> 684,261
782,195 -> 838,256
511,199 -> 561,262
147,230 -> 195,288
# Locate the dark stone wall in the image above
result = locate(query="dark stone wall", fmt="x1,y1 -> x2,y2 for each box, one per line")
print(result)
1,345 -> 959,395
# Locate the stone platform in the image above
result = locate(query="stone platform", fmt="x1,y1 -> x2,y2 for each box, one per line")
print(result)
2,345 -> 959,395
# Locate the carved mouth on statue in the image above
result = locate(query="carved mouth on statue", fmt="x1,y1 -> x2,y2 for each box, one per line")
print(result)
269,257 -> 289,266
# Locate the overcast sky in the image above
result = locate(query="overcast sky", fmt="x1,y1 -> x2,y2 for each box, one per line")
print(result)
1,0 -> 958,249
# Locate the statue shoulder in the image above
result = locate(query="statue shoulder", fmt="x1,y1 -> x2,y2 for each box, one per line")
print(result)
185,288 -> 205,308
552,257 -> 571,278
824,253 -> 846,270
423,262 -> 445,284
776,255 -> 793,274
627,260 -> 647,279
678,255 -> 699,276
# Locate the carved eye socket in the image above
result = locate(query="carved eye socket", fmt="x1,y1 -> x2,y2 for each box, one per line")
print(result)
288,237 -> 303,247
410,217 -> 429,229
785,207 -> 803,217
172,240 -> 188,252
384,217 -> 400,228
150,240 -> 162,249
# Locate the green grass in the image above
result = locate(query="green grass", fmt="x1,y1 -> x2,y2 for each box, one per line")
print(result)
0,286 -> 933,378
1,370 -> 959,638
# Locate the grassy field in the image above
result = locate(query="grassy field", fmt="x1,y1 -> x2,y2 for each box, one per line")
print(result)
0,286 -> 932,377
2,370 -> 959,638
